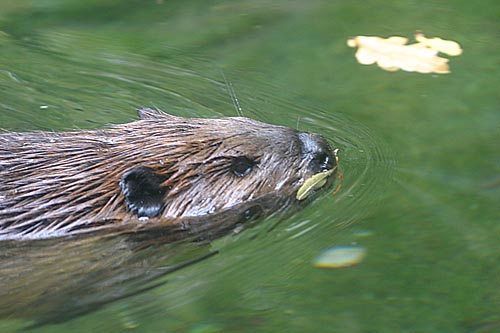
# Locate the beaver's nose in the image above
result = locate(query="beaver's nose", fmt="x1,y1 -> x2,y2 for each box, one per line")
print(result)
298,132 -> 335,173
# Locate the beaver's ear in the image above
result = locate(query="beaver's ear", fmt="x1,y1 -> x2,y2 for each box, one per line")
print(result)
119,166 -> 166,218
137,108 -> 178,120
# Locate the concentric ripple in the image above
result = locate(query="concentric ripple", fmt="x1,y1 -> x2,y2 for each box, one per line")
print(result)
0,33 -> 397,328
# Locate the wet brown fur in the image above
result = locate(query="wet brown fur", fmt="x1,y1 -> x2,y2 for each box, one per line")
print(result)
0,109 -> 335,241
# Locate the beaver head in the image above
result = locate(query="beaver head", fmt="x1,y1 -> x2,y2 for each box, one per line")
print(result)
0,108 -> 337,240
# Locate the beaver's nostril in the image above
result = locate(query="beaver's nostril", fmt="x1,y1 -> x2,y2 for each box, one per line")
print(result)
311,152 -> 333,172
298,132 -> 335,173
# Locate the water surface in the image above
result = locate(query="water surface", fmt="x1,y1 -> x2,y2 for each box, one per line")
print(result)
0,1 -> 498,332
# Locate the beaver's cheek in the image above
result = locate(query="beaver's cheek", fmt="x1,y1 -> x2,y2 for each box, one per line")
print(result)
119,166 -> 167,218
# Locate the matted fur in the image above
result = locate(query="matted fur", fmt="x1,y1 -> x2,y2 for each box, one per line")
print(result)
0,109 -> 335,240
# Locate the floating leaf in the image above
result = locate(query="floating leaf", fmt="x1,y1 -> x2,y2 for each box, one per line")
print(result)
296,167 -> 336,201
347,33 -> 462,74
313,245 -> 367,269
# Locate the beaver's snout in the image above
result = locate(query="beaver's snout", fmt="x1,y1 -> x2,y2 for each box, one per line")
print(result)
298,132 -> 335,173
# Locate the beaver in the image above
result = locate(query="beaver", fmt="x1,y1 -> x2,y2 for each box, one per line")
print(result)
0,108 -> 337,242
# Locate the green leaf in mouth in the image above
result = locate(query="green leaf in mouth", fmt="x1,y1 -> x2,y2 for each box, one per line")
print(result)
296,167 -> 337,201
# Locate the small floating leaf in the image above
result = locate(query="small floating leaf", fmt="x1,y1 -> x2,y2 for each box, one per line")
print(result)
313,245 -> 366,269
296,168 -> 336,201
347,33 -> 462,74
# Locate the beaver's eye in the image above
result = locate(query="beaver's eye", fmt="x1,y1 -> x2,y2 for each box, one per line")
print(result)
231,156 -> 257,177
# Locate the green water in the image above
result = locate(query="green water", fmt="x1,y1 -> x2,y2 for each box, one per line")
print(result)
0,0 -> 498,332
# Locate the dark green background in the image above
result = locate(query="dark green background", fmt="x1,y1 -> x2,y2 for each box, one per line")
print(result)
0,1 -> 498,332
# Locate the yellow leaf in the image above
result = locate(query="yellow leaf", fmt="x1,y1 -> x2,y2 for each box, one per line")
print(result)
347,34 -> 462,74
296,168 -> 336,201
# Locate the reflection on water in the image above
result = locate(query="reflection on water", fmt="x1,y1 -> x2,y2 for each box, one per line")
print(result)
0,232 -> 216,328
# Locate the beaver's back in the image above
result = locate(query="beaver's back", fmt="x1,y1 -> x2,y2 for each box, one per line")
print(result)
1,130 -> 133,238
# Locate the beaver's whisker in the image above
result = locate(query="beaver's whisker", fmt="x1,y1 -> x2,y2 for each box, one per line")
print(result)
220,70 -> 243,117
